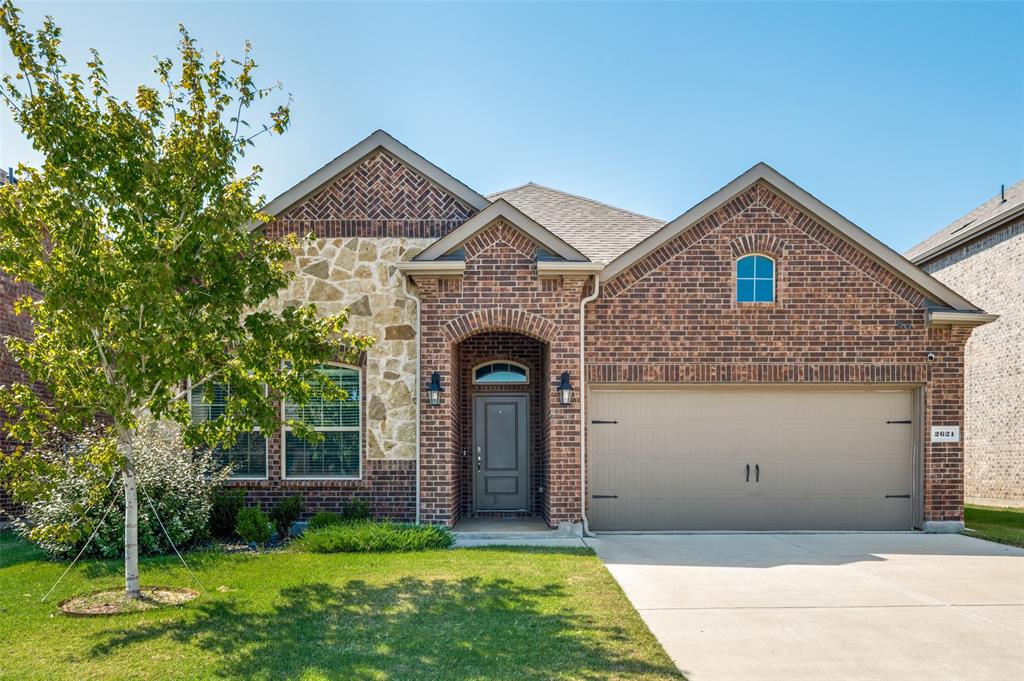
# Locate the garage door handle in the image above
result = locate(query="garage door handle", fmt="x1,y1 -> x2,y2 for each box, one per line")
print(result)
887,420 -> 912,424
746,464 -> 750,482
592,494 -> 618,499
885,494 -> 911,499
755,464 -> 760,482
591,420 -> 618,424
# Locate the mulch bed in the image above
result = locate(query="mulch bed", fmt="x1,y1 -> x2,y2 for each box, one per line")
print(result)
59,587 -> 197,616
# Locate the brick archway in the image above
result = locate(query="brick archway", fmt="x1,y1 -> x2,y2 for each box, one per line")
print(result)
442,308 -> 559,346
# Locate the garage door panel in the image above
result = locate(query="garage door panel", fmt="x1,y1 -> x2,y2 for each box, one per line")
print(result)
589,387 -> 915,531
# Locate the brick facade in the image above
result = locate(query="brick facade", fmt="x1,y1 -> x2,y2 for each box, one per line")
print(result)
413,220 -> 587,527
587,182 -> 971,523
920,218 -> 1024,504
0,270 -> 39,521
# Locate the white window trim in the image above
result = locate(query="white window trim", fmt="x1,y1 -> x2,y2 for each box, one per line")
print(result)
281,362 -> 363,481
187,378 -> 270,481
472,360 -> 531,385
736,253 -> 776,303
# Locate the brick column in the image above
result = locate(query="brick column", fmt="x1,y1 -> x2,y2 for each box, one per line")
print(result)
416,278 -> 460,526
545,276 -> 586,526
923,326 -> 972,527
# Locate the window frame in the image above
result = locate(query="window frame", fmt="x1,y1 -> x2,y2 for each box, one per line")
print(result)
472,360 -> 531,385
735,253 -> 776,304
281,362 -> 363,481
187,378 -> 269,481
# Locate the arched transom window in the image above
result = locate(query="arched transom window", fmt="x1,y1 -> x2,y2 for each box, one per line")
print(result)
736,254 -> 775,303
473,361 -> 529,385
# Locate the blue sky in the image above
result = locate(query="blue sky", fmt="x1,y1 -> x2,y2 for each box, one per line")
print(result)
1,1 -> 1022,252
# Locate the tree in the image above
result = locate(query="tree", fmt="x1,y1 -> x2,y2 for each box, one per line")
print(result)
0,1 -> 372,597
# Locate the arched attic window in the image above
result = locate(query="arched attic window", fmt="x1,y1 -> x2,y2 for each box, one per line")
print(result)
473,361 -> 529,385
736,254 -> 775,303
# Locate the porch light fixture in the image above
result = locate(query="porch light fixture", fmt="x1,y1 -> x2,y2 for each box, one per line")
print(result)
428,372 -> 443,406
558,371 -> 573,405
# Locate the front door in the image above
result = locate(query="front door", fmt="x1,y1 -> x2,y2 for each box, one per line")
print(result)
474,394 -> 529,511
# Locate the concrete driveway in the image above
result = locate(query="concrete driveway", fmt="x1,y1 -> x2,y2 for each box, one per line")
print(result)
589,533 -> 1024,681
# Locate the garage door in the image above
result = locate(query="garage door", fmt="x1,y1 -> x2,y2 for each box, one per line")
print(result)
588,387 -> 916,531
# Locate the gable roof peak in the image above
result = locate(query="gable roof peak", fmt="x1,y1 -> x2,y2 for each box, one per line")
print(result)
602,161 -> 981,312
252,129 -> 489,228
414,197 -> 589,263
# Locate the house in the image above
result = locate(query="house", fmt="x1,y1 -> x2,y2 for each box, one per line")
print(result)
192,131 -> 993,532
906,182 -> 1024,507
0,167 -> 36,522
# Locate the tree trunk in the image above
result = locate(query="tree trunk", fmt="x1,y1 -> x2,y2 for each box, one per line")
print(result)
120,431 -> 141,599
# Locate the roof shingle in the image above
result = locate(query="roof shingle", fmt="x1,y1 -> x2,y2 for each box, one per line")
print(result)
487,183 -> 665,263
906,179 -> 1024,261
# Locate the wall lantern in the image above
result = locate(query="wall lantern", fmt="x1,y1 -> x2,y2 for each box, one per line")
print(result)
558,371 -> 573,405
428,372 -> 443,406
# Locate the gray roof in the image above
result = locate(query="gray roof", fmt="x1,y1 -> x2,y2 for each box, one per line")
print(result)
906,179 -> 1024,262
487,183 -> 666,263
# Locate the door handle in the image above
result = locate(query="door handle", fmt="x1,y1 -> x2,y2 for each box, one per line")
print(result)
755,464 -> 760,483
746,464 -> 750,482
476,455 -> 481,472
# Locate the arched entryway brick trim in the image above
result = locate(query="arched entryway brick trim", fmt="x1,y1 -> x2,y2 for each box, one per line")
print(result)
442,308 -> 559,345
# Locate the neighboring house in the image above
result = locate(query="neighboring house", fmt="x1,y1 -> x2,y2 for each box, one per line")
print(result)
0,167 -> 37,521
192,129 -> 992,534
906,182 -> 1024,507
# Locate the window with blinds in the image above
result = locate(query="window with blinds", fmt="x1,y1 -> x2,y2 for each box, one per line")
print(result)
190,382 -> 268,479
283,365 -> 361,478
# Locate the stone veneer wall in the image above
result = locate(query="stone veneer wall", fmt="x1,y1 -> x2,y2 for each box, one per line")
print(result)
238,146 -> 477,519
921,218 -> 1024,505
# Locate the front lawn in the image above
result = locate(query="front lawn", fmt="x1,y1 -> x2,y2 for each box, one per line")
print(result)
964,504 -> 1024,548
0,532 -> 682,680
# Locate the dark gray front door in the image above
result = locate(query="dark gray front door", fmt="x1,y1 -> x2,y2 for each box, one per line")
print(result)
474,394 -> 529,511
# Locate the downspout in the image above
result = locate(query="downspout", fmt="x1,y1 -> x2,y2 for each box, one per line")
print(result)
579,274 -> 600,537
403,274 -> 422,525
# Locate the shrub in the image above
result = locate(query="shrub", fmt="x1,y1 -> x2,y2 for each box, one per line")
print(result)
293,520 -> 454,553
269,495 -> 303,538
10,419 -> 230,559
209,489 -> 246,539
307,511 -> 344,531
235,506 -> 273,545
341,498 -> 372,522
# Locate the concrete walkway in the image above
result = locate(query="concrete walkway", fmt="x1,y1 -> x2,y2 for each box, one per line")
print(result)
589,533 -> 1024,681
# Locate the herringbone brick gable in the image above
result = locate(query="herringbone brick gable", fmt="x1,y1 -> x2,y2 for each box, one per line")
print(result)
279,149 -> 477,222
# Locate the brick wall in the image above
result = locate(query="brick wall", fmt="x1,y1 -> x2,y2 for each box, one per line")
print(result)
921,218 -> 1024,504
0,269 -> 41,521
415,219 -> 587,527
587,182 -> 972,523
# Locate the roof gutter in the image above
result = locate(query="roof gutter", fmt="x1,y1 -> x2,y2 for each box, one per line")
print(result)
927,310 -> 1000,327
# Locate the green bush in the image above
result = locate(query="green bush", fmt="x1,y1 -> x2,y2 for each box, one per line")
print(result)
293,520 -> 454,553
11,419 -> 230,559
235,506 -> 273,545
307,511 -> 344,530
269,495 -> 304,538
210,489 -> 246,539
341,498 -> 372,522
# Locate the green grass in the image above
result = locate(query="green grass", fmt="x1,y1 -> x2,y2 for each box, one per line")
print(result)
964,504 -> 1024,548
292,521 -> 455,553
0,532 -> 682,680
